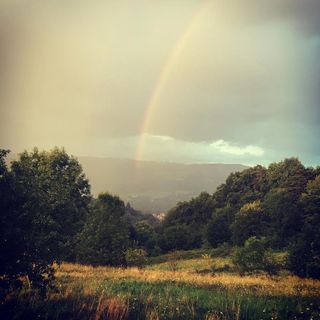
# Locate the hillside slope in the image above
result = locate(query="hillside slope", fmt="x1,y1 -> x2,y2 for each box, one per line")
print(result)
78,157 -> 248,213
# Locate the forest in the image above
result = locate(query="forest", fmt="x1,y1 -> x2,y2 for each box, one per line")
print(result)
1,147 -> 320,319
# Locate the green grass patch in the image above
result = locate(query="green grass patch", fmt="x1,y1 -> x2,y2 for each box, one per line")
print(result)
96,279 -> 320,320
147,248 -> 212,265
2,279 -> 319,320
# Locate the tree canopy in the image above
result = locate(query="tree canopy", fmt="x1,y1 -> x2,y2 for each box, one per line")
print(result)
77,193 -> 130,266
0,148 -> 91,295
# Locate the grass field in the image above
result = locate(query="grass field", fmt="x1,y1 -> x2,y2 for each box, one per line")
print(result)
1,250 -> 320,319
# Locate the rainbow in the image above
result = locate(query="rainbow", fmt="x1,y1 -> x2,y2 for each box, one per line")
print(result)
134,1 -> 210,162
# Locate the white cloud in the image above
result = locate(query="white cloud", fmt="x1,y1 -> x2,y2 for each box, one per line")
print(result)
143,134 -> 174,142
96,134 -> 264,163
211,139 -> 264,156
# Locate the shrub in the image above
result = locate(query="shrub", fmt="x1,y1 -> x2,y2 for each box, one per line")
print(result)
125,248 -> 147,268
167,251 -> 180,271
210,242 -> 232,258
232,237 -> 279,275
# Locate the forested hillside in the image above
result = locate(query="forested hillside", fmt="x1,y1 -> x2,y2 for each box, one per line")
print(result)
161,158 -> 320,278
78,157 -> 248,213
1,148 -> 320,305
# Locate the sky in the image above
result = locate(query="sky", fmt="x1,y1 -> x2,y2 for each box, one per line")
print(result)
0,0 -> 319,166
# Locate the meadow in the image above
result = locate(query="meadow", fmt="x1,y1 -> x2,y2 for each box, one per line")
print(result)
1,250 -> 320,320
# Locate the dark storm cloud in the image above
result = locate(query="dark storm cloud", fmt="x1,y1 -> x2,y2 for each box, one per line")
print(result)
143,0 -> 320,163
223,0 -> 320,36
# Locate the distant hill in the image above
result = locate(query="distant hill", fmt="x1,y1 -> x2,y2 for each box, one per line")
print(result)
124,203 -> 160,227
77,157 -> 248,214
5,153 -> 248,214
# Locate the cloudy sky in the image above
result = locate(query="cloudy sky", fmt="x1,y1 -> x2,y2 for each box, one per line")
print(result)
0,0 -> 319,166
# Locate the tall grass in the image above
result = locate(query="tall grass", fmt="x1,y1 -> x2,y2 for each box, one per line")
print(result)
1,259 -> 320,319
57,262 -> 320,297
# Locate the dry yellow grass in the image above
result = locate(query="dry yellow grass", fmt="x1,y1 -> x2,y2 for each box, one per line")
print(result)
95,296 -> 129,320
147,256 -> 231,271
5,259 -> 320,320
56,262 -> 320,298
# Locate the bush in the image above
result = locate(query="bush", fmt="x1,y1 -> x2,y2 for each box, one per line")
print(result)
125,248 -> 147,268
167,251 -> 180,271
210,242 -> 232,257
232,237 -> 279,275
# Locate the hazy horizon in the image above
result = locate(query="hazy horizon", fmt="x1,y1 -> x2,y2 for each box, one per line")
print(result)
6,149 -> 319,168
1,0 -> 319,167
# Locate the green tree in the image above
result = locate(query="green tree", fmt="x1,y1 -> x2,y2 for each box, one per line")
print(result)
10,148 -> 91,261
163,192 -> 216,227
0,149 -> 25,298
206,206 -> 233,248
231,201 -> 268,246
267,158 -> 313,200
77,193 -> 130,266
162,192 -> 216,248
288,176 -> 320,278
0,149 -> 9,175
134,220 -> 157,254
213,165 -> 268,210
0,148 -> 90,298
262,188 -> 300,247
162,224 -> 201,251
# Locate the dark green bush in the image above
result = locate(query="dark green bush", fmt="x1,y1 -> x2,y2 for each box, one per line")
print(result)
125,248 -> 147,268
232,237 -> 279,275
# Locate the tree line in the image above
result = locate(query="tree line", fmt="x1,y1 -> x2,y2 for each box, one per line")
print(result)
161,159 -> 320,278
0,148 -> 319,298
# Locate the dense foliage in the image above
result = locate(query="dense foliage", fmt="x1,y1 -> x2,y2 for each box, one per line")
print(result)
288,176 -> 320,278
232,237 -> 278,275
162,158 -> 320,278
0,148 -> 91,296
77,193 -> 130,266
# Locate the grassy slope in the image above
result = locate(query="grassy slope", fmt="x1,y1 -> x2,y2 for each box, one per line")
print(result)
2,250 -> 320,320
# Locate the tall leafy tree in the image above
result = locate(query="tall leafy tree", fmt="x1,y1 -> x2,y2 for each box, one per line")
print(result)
0,149 -> 25,297
0,148 -> 91,297
162,224 -> 201,251
206,206 -> 233,247
213,165 -> 268,210
262,188 -> 301,247
289,176 -> 320,278
231,201 -> 268,246
10,148 -> 91,261
134,220 -> 157,254
162,192 -> 216,248
267,158 -> 313,200
77,193 -> 130,266
163,192 -> 216,227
